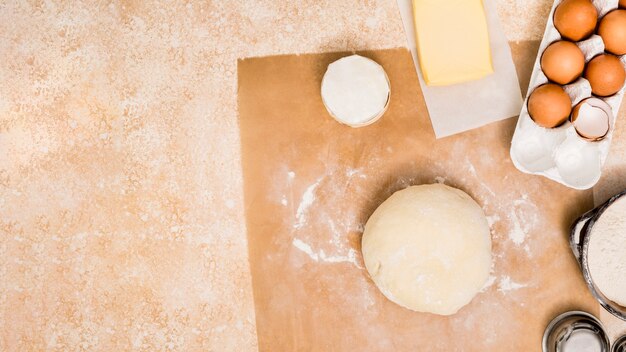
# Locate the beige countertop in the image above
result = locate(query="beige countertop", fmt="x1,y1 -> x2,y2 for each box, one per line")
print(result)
0,0 -> 624,350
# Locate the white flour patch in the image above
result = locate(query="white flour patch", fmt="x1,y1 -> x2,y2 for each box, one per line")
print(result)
505,195 -> 539,247
280,196 -> 288,206
507,211 -> 526,245
513,193 -> 530,207
466,161 -> 496,197
481,274 -> 497,292
287,171 -> 295,180
497,276 -> 526,292
486,214 -> 500,227
292,238 -> 362,268
292,238 -> 318,260
346,168 -> 367,179
293,177 -> 323,229
467,163 -> 477,176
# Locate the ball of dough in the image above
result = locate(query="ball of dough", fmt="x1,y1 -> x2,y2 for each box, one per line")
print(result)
362,184 -> 492,315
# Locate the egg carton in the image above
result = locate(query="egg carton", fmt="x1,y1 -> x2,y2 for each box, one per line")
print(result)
510,0 -> 626,190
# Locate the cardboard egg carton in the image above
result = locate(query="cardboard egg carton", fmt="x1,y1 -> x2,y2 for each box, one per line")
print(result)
510,0 -> 626,190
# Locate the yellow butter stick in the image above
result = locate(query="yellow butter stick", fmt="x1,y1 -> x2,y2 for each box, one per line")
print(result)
412,0 -> 494,86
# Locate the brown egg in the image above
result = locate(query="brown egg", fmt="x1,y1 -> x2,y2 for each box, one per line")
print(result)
584,54 -> 626,96
527,84 -> 572,128
554,0 -> 598,41
598,10 -> 626,55
541,41 -> 585,84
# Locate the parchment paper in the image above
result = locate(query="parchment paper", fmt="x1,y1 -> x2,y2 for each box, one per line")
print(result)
396,0 -> 523,138
238,48 -> 598,351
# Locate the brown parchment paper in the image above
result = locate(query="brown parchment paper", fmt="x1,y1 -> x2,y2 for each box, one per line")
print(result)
238,48 -> 598,351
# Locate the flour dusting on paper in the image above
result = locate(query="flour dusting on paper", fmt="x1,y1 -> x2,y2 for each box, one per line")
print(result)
506,194 -> 539,247
481,274 -> 497,292
498,276 -> 527,292
293,177 -> 323,229
507,211 -> 526,245
486,214 -> 501,227
292,238 -> 362,268
287,168 -> 367,268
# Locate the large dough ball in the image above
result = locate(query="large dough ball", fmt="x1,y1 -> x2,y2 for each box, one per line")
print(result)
362,184 -> 492,315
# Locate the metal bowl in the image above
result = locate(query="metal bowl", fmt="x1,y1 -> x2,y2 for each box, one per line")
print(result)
613,334 -> 626,352
570,190 -> 626,321
542,311 -> 610,352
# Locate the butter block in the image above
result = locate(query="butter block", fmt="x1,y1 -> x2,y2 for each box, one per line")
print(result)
412,0 -> 494,86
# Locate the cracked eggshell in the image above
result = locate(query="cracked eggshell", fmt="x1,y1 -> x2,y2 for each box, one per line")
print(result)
571,98 -> 613,141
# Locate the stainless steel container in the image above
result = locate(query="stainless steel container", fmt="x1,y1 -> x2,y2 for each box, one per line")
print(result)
543,311 -> 610,352
570,190 -> 626,321
613,335 -> 626,352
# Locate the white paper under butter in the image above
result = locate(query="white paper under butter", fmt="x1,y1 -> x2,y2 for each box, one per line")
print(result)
396,0 -> 523,138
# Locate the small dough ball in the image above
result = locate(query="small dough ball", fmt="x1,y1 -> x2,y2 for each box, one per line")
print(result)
553,0 -> 598,41
541,41 -> 585,85
598,10 -> 626,55
362,184 -> 492,315
584,54 -> 626,97
527,84 -> 572,128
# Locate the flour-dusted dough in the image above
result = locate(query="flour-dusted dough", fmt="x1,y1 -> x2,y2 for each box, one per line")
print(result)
362,184 -> 492,315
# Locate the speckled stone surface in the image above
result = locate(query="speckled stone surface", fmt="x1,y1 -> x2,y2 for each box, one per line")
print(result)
0,0 -> 623,350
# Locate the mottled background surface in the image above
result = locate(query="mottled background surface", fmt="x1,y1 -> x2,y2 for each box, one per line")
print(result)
0,0 -> 623,351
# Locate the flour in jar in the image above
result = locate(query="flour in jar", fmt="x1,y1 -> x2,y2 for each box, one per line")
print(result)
588,196 -> 626,307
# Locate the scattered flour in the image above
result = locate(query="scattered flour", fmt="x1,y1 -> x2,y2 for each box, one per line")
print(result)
466,161 -> 496,197
507,211 -> 526,245
346,168 -> 367,179
497,276 -> 526,292
486,214 -> 500,227
506,195 -> 538,247
293,177 -> 323,229
292,238 -> 362,268
513,193 -> 530,207
287,168 -> 367,269
481,275 -> 497,292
